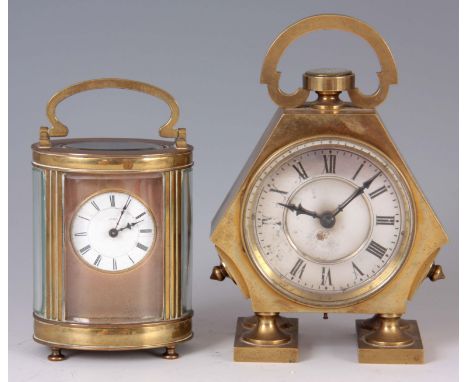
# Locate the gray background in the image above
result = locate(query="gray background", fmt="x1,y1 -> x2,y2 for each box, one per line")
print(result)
9,1 -> 458,381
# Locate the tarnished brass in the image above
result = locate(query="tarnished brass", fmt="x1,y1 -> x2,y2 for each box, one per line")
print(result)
210,264 -> 229,281
34,313 -> 193,351
303,68 -> 355,92
428,263 -> 445,281
260,14 -> 397,108
210,14 -> 448,364
48,347 -> 66,361
234,316 -> 299,363
162,345 -> 179,360
43,78 -> 186,146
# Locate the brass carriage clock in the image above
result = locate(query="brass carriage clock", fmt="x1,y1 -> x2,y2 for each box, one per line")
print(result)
32,79 -> 193,361
210,14 -> 447,364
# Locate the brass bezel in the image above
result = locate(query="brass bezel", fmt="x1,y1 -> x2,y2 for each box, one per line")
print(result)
68,187 -> 159,274
241,136 -> 414,308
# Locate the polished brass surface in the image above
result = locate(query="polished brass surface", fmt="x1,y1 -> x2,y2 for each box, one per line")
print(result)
241,315 -> 294,330
34,313 -> 193,351
260,14 -> 397,108
241,313 -> 291,346
211,107 -> 447,314
312,91 -> 346,109
48,347 -> 66,361
303,68 -> 355,92
361,314 -> 410,331
44,170 -> 64,321
234,316 -> 299,363
162,345 -> 179,360
428,263 -> 445,281
32,138 -> 193,173
356,318 -> 423,364
33,79 -> 193,357
211,13 -> 448,365
363,314 -> 414,347
163,170 -> 183,320
43,78 -> 186,147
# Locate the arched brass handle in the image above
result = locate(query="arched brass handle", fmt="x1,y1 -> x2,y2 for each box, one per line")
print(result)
260,14 -> 398,108
39,78 -> 186,148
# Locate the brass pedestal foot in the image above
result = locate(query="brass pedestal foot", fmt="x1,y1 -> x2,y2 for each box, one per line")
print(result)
234,313 -> 298,363
48,347 -> 66,361
162,345 -> 179,360
356,314 -> 424,364
361,313 -> 410,331
241,314 -> 294,330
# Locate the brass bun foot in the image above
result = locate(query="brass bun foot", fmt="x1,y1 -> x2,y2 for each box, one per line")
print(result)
356,314 -> 424,364
161,345 -> 179,360
234,313 -> 298,363
48,347 -> 66,361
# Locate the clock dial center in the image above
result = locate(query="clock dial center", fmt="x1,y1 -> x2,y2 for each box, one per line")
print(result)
284,177 -> 372,264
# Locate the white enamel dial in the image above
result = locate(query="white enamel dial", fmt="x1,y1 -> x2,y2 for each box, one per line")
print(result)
242,138 -> 413,306
71,191 -> 156,272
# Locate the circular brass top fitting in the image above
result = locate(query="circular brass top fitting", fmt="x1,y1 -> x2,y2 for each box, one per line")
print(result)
303,68 -> 355,92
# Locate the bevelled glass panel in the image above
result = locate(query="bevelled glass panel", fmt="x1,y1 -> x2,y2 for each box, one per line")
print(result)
181,169 -> 192,313
32,168 -> 46,316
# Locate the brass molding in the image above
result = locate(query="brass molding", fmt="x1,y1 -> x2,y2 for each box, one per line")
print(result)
260,14 -> 397,108
32,139 -> 193,173
33,313 -> 193,350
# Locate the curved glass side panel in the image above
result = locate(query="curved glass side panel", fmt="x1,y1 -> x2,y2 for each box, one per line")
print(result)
181,169 -> 192,314
32,168 -> 46,317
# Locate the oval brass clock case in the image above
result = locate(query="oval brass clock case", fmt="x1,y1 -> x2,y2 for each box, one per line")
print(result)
241,136 -> 415,308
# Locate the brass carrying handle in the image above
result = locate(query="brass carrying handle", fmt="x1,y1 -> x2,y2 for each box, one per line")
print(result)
260,14 -> 398,108
40,78 -> 186,148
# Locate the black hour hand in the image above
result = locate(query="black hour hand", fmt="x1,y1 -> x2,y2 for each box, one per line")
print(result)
118,220 -> 143,232
278,202 -> 319,219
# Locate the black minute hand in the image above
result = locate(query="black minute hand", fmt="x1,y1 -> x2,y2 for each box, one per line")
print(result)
332,171 -> 381,217
115,196 -> 131,229
278,202 -> 320,219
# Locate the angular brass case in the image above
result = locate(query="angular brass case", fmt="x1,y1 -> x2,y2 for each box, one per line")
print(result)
211,105 -> 447,315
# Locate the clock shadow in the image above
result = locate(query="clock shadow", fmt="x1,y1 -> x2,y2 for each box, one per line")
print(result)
296,313 -> 357,363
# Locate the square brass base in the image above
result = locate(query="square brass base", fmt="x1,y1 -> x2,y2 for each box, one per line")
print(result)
233,317 -> 299,363
356,319 -> 424,364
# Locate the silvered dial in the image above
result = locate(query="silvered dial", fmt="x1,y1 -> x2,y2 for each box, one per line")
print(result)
242,139 -> 413,306
71,191 -> 156,272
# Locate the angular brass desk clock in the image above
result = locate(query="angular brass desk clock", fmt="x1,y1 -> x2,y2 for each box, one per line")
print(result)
210,14 -> 447,364
32,79 -> 193,360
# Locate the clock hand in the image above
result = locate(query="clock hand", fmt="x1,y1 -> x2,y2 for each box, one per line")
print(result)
332,171 -> 381,217
118,220 -> 143,232
115,196 -> 131,229
278,202 -> 320,219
